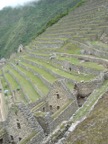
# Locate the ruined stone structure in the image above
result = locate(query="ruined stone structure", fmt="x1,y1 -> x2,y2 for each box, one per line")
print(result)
0,103 -> 45,144
0,80 -> 78,144
0,72 -> 106,144
17,44 -> 24,53
74,71 -> 108,106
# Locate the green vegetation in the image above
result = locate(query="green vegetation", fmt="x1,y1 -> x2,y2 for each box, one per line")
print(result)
58,56 -> 105,71
0,0 -> 82,58
0,77 -> 11,96
56,43 -> 81,54
19,61 -> 56,83
24,56 -> 95,81
16,65 -> 49,95
19,132 -> 37,144
5,65 -> 40,102
3,72 -> 27,102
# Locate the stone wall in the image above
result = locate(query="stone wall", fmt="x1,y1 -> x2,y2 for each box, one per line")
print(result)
5,103 -> 45,144
28,96 -> 47,110
36,112 -> 53,134
36,100 -> 78,135
49,100 -> 78,133
75,72 -> 105,97
46,80 -> 75,113
33,80 -> 78,134
51,59 -> 101,76
19,63 -> 52,89
0,122 -> 9,144
20,57 -> 63,79
81,46 -> 108,59
19,131 -> 44,144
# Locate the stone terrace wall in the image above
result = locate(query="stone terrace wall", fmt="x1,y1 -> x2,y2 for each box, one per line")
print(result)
36,113 -> 53,134
46,80 -> 75,113
49,100 -> 78,133
28,96 -> 47,110
25,131 -> 45,144
75,72 -> 105,97
0,122 -> 9,144
54,59 -> 101,75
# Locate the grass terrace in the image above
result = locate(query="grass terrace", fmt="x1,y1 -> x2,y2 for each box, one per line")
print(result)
16,64 -> 49,95
18,61 -> 56,84
4,65 -> 40,102
58,56 -> 105,71
0,76 -> 11,97
56,43 -> 81,54
3,72 -> 28,103
23,56 -> 95,81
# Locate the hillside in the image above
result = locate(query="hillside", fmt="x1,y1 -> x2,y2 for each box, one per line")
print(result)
0,0 -> 108,143
66,92 -> 108,144
0,0 -> 82,58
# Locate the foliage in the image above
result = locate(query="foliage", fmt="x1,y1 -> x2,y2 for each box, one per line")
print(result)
0,0 -> 82,58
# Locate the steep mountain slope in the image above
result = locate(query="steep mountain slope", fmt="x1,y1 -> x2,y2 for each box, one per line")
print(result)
0,0 -> 108,143
66,92 -> 108,144
0,0 -> 82,58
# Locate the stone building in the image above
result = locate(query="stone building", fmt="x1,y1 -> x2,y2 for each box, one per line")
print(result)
2,103 -> 45,144
33,80 -> 78,134
17,44 -> 24,53
74,72 -> 106,107
0,80 -> 78,144
46,80 -> 76,113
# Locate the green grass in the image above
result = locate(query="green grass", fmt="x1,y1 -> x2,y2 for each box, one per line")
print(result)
56,43 -> 81,54
4,72 -> 18,90
16,65 -> 49,95
19,132 -> 37,144
3,72 -> 27,103
24,56 -> 95,81
66,82 -> 74,91
0,70 -> 2,75
58,56 -> 105,71
19,61 -> 57,83
0,76 -> 11,96
92,41 -> 108,49
5,65 -> 40,102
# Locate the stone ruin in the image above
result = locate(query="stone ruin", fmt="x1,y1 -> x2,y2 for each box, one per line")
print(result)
0,80 -> 78,144
74,71 -> 108,107
17,44 -> 24,53
1,43 -> 108,143
1,71 -> 108,144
